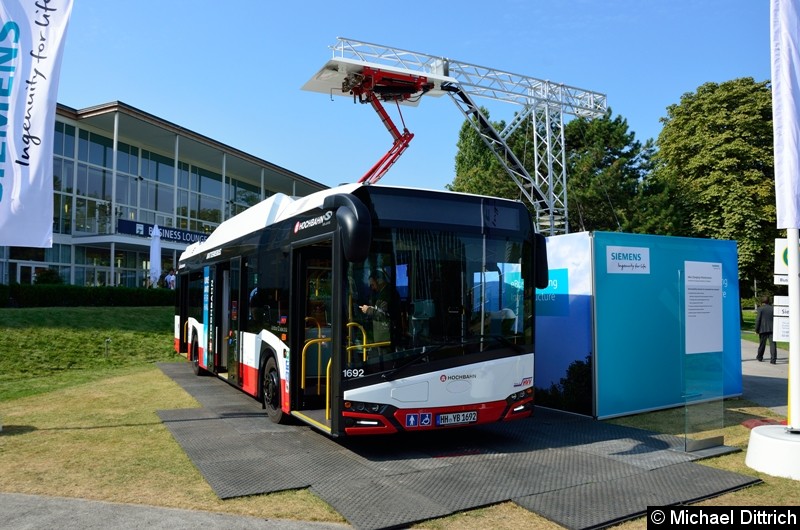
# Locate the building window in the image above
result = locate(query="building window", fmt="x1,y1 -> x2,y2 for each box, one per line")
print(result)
140,150 -> 175,222
185,166 -> 221,229
78,129 -> 114,169
54,122 -> 76,157
227,178 -> 261,216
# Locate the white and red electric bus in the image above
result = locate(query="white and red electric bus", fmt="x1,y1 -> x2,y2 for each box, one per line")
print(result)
174,183 -> 548,436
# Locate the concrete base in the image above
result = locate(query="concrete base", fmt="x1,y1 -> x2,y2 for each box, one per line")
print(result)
745,425 -> 800,480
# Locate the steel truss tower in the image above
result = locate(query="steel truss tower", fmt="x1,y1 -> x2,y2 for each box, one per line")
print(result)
328,37 -> 607,235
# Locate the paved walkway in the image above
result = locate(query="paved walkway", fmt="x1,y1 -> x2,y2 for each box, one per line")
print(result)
739,336 -> 790,417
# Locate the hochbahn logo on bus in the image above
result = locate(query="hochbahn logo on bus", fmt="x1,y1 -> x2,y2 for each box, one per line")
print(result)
294,211 -> 333,234
440,373 -> 477,382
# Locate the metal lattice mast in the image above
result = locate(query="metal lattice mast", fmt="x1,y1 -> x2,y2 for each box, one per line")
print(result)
330,37 -> 607,235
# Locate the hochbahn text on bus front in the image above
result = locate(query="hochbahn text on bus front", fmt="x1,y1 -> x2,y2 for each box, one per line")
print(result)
173,183 -> 548,437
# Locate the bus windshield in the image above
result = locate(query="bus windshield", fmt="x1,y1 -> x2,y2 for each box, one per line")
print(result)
342,226 -> 532,378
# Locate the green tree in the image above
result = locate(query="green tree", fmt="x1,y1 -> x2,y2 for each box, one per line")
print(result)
647,77 -> 776,284
563,109 -> 650,232
449,106 -> 649,235
448,107 -> 520,199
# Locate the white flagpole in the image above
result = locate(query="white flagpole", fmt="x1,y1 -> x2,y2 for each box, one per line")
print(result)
771,0 -> 800,432
788,229 -> 800,430
746,0 -> 800,480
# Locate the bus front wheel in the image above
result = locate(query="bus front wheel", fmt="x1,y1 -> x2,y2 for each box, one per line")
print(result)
190,338 -> 207,376
262,356 -> 286,424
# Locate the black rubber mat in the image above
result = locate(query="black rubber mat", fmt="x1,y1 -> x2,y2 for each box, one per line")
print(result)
157,362 -> 760,530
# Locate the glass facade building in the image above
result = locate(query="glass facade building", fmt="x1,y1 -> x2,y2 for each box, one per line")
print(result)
1,101 -> 326,287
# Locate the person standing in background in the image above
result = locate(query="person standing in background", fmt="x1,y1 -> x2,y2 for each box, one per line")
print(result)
755,296 -> 777,364
165,269 -> 176,290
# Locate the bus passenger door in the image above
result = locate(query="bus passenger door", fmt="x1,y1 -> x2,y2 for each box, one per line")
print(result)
222,259 -> 242,385
292,242 -> 333,424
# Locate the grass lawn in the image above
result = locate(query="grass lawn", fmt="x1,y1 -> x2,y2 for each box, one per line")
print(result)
1,306 -> 798,529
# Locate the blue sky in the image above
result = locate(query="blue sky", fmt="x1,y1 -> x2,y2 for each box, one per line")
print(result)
56,0 -> 770,191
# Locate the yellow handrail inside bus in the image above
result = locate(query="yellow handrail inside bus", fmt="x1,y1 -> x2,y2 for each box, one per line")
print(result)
346,321 -> 391,362
346,321 -> 367,363
305,316 -> 321,332
183,320 -> 190,356
326,358 -> 332,420
301,337 -> 331,393
305,317 -> 324,363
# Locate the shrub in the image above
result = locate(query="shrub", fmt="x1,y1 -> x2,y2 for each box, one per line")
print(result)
0,284 -> 175,308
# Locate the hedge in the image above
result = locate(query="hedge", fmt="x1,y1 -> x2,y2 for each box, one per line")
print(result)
0,284 -> 176,308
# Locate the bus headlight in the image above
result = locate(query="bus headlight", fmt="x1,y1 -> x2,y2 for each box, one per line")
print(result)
344,400 -> 386,414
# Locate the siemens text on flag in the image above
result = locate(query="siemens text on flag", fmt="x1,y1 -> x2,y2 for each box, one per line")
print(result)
772,0 -> 800,229
0,0 -> 74,247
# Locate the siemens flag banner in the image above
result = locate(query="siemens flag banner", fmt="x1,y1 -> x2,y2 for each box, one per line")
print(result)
0,0 -> 73,247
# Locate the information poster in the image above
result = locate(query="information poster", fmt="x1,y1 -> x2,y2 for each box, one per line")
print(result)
684,261 -> 723,354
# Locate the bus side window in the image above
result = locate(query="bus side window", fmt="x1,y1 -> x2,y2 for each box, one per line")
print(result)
246,258 -> 267,333
248,287 -> 270,331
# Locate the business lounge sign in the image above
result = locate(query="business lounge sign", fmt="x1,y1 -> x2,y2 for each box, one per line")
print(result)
118,219 -> 207,245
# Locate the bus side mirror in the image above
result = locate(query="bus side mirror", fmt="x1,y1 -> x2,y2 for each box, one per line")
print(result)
323,193 -> 372,263
533,233 -> 549,290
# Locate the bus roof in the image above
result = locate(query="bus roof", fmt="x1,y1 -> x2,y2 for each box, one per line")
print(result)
179,183 -> 363,262
178,182 -> 531,265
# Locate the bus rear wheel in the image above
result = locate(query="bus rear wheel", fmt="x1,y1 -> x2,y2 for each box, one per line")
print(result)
262,356 -> 286,424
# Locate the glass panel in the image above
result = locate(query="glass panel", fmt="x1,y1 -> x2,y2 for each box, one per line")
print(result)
683,351 -> 724,451
199,168 -> 222,196
87,166 -> 111,201
75,164 -> 88,196
140,210 -> 155,224
118,149 -> 130,175
178,162 -> 190,189
177,190 -> 188,216
63,160 -> 74,192
78,129 -> 89,162
64,124 -> 75,158
157,157 -> 174,185
88,132 -> 113,168
9,247 -> 46,261
44,244 -> 58,262
82,247 -> 110,267
75,197 -> 88,232
140,150 -> 175,184
54,122 -> 64,156
681,263 -> 725,452
52,194 -> 61,234
236,179 -> 260,206
116,142 -> 139,175
115,174 -> 130,203
74,267 -> 86,286
53,158 -> 63,191
142,181 -> 156,210
189,191 -> 199,219
156,183 -> 173,213
198,194 -> 221,223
